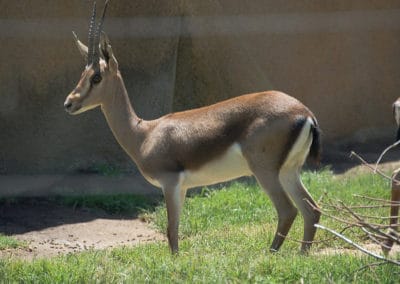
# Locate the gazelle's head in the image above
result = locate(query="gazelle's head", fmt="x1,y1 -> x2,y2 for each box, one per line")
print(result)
64,1 -> 118,115
393,98 -> 400,126
393,98 -> 400,141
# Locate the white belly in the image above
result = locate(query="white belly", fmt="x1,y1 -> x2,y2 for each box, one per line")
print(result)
181,143 -> 252,189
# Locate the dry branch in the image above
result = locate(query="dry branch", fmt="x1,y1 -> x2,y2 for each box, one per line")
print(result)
353,194 -> 400,205
315,224 -> 400,266
374,140 -> 400,175
349,151 -> 395,183
315,146 -> 400,267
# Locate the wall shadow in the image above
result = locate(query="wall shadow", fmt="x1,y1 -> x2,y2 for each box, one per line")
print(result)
322,137 -> 400,174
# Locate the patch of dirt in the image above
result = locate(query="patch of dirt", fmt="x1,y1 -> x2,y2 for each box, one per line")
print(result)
0,199 -> 164,260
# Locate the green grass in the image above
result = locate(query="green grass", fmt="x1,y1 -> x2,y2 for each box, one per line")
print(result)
54,194 -> 161,216
0,234 -> 26,250
1,170 -> 399,283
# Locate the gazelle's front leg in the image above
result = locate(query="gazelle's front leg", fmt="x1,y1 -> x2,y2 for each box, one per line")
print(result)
162,176 -> 186,254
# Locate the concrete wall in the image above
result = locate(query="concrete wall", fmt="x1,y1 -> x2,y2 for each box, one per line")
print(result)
1,1 -> 400,178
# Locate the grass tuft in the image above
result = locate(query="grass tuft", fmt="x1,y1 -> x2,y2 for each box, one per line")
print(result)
0,234 -> 26,250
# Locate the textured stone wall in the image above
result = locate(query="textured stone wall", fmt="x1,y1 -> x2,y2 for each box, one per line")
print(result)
1,0 -> 400,175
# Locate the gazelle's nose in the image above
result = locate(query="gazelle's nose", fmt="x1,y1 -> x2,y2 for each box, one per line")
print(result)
64,101 -> 72,110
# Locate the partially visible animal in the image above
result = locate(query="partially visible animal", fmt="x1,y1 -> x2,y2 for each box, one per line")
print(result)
381,98 -> 400,254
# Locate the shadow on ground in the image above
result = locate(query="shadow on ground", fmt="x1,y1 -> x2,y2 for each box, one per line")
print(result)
0,196 -> 165,259
0,196 -> 162,236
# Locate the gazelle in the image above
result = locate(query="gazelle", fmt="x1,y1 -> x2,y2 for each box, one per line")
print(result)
64,1 -> 321,254
382,98 -> 400,253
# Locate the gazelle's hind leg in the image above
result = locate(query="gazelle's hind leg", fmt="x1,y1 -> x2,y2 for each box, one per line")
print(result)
278,117 -> 320,252
253,171 -> 298,252
279,168 -> 320,252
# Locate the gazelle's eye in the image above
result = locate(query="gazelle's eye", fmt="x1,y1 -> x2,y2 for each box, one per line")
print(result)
92,74 -> 102,84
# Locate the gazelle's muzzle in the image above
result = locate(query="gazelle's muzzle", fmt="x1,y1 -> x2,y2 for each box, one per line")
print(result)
64,93 -> 82,115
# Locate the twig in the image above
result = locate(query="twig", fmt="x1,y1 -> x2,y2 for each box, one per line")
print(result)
315,224 -> 400,266
276,232 -> 333,245
311,200 -> 394,229
360,223 -> 400,229
384,228 -> 400,245
353,261 -> 391,274
315,196 -> 400,246
350,151 -> 396,183
320,202 -> 394,211
338,200 -> 400,241
319,200 -> 398,225
305,199 -> 361,226
360,227 -> 397,253
374,140 -> 400,172
350,214 -> 400,220
277,224 -> 355,245
337,200 -> 381,230
317,191 -> 329,204
344,204 -> 394,209
352,194 -> 400,205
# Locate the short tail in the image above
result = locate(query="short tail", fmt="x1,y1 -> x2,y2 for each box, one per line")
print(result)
308,117 -> 322,164
280,116 -> 322,169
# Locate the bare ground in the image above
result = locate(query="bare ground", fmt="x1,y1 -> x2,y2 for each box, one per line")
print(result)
1,140 -> 400,260
0,199 -> 164,260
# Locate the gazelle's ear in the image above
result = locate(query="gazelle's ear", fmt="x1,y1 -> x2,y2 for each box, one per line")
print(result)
100,32 -> 118,73
72,31 -> 88,61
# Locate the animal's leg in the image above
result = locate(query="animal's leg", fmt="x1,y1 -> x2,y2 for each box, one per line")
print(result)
279,168 -> 320,253
253,171 -> 298,252
162,179 -> 186,254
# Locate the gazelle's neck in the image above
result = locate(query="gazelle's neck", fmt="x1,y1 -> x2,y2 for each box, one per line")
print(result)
100,73 -> 147,163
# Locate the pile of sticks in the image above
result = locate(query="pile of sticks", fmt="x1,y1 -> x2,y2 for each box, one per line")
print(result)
313,142 -> 400,266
